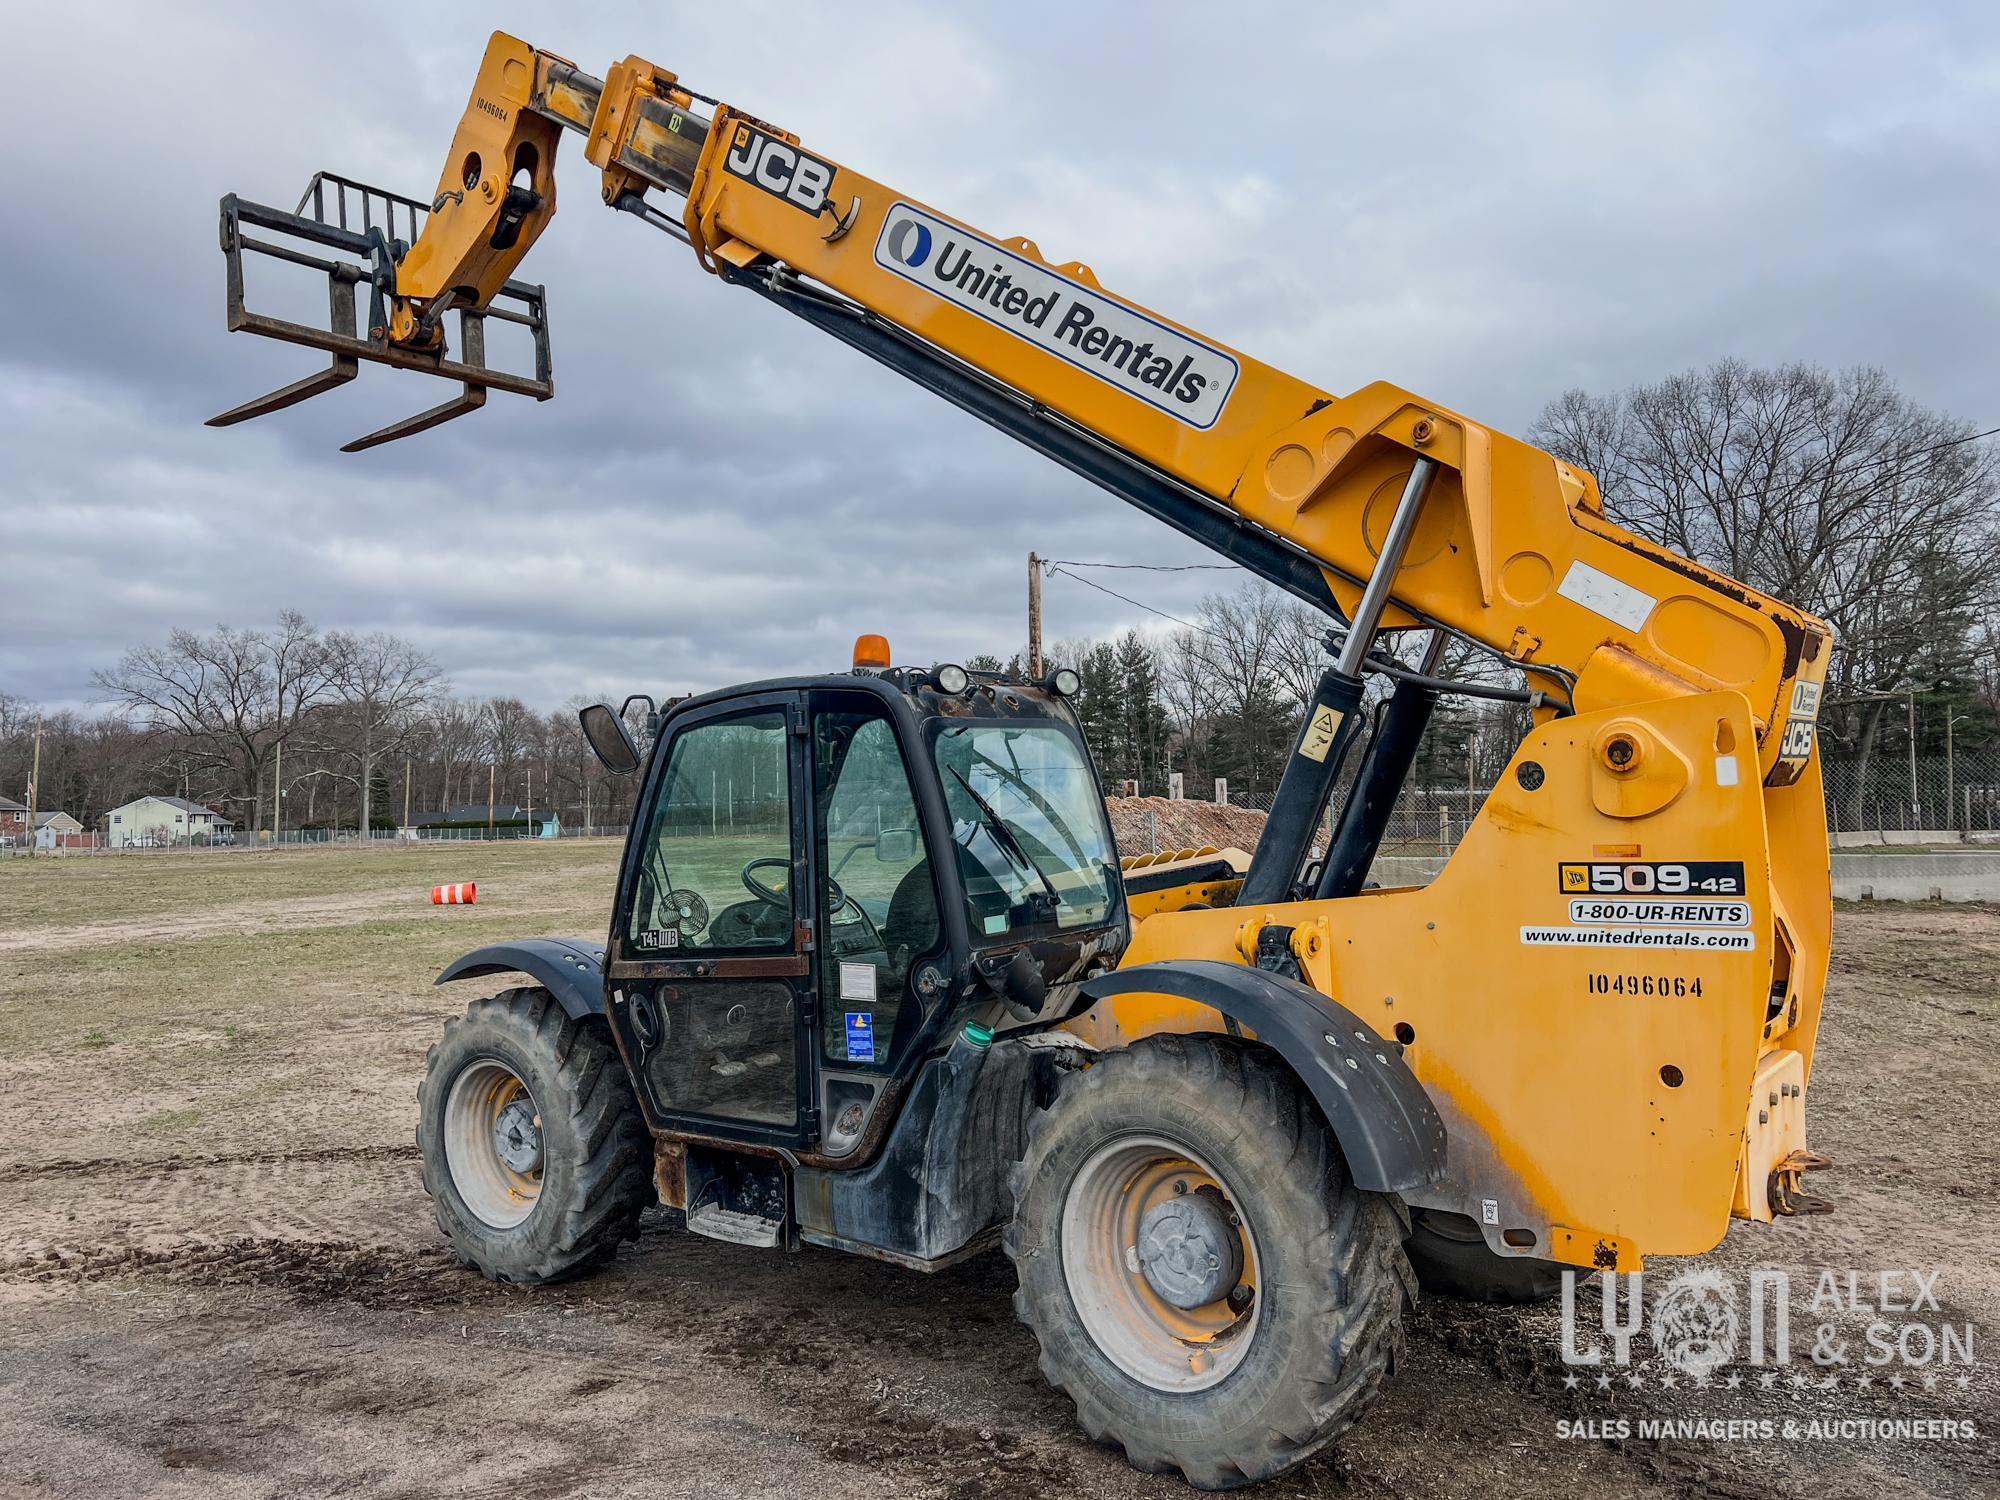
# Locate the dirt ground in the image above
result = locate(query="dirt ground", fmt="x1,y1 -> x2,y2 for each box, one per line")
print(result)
0,844 -> 1993,1499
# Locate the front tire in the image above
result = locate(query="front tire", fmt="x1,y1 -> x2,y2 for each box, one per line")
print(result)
418,987 -> 652,1284
1005,1035 -> 1412,1490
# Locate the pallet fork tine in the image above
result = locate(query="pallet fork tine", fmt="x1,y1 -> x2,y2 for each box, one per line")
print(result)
340,300 -> 490,452
207,275 -> 360,428
207,187 -> 552,448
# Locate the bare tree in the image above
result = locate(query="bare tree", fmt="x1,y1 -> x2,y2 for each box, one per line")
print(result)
94,611 -> 336,831
484,697 -> 538,789
1192,587 -> 1296,797
1269,596 -> 1333,709
1156,627 -> 1222,784
414,698 -> 491,813
1532,360 -> 1998,788
324,632 -> 444,831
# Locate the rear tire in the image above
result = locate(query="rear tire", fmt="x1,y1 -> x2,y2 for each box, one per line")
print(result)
1404,1208 -> 1562,1303
418,987 -> 652,1284
1005,1035 -> 1412,1490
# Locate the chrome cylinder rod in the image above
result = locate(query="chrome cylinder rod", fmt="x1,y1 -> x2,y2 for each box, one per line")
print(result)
1333,456 -> 1440,678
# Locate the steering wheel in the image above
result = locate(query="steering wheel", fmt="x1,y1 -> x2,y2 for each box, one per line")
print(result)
741,858 -> 796,907
741,857 -> 876,944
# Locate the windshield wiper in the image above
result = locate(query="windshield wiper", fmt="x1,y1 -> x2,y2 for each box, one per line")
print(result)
974,746 -> 1091,867
948,766 -> 1062,910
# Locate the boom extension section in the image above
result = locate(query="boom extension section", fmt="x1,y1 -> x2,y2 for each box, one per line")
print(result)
210,33 -> 1830,790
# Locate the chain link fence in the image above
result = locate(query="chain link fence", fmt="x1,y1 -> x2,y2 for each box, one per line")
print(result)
1822,749 -> 2000,840
1108,784 -> 1485,861
15,748 -> 2000,861
0,823 -> 631,858
1108,746 -> 2000,861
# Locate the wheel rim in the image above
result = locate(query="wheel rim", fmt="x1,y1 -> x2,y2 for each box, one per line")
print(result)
1060,1133 -> 1262,1393
443,1059 -> 544,1229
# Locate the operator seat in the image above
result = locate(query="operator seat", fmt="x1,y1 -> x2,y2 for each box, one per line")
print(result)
881,861 -> 940,979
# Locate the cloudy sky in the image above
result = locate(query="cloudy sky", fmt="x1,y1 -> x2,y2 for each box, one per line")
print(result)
5,2 -> 1995,713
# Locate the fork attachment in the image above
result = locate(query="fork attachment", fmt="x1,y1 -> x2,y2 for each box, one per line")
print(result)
207,174 -> 552,451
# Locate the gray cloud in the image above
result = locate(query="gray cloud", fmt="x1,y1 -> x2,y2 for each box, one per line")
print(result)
4,2 -> 1995,712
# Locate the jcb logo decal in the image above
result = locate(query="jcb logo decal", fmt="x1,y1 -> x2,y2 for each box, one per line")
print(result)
724,124 -> 835,214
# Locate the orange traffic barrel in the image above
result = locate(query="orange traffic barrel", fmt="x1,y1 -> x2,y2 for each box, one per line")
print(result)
432,882 -> 477,905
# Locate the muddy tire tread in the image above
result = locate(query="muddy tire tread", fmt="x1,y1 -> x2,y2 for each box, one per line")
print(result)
418,987 -> 651,1285
1004,1034 -> 1412,1490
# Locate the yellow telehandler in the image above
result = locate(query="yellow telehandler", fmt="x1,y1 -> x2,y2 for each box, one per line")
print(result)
210,34 -> 1834,1487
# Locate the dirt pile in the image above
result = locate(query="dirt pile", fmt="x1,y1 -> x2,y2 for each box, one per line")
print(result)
1105,795 -> 1266,856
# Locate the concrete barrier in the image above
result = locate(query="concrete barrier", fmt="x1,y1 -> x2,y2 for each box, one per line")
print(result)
1365,852 -> 2000,902
1828,852 -> 2000,903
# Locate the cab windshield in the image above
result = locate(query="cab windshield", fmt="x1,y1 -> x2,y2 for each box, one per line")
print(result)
931,722 -> 1116,938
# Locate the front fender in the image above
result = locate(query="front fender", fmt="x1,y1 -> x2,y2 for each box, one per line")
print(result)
435,937 -> 606,1021
1080,959 -> 1446,1194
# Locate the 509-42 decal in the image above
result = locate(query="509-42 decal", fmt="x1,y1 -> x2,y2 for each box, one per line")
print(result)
1557,860 -> 1745,896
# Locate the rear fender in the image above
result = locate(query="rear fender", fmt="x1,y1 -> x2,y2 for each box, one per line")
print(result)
435,937 -> 607,1021
1079,959 -> 1447,1195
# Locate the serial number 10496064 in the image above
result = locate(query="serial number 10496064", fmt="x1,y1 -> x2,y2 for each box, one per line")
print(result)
1586,972 -> 1704,998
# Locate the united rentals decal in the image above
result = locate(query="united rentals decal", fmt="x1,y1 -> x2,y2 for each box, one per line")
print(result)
874,202 -> 1240,429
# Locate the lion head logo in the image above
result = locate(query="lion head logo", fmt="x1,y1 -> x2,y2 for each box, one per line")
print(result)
1650,1269 -> 1739,1377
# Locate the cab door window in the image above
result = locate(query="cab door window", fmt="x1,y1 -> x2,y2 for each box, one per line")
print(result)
629,709 -> 794,953
815,703 -> 939,1067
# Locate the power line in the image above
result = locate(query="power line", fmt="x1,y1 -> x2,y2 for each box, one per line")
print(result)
1045,564 -> 1542,705
1045,565 -> 1222,638
1042,558 -> 1237,573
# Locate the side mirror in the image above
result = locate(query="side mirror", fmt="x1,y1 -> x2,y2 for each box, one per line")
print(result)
875,828 -> 920,863
579,703 -> 642,775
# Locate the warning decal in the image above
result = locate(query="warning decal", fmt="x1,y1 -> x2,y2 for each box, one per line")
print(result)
1298,705 -> 1342,763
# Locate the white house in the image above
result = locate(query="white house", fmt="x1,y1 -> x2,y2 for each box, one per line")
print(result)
104,796 -> 237,847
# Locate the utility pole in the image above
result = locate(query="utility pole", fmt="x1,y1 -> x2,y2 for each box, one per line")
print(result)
26,714 -> 42,857
1907,689 -> 1920,828
527,765 -> 535,837
1946,712 -> 1969,836
403,757 -> 412,834
274,739 -> 283,846
488,764 -> 496,838
1027,551 -> 1044,679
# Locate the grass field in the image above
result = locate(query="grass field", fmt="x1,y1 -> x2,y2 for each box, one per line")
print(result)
0,841 -> 623,1165
0,842 -> 1995,1498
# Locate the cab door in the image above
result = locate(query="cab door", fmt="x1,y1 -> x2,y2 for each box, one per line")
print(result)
608,693 -> 818,1148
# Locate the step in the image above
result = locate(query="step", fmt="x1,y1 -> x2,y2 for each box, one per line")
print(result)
686,1200 -> 784,1249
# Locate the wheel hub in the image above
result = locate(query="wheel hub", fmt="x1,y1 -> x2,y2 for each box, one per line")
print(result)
1136,1189 -> 1243,1310
492,1095 -> 543,1174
